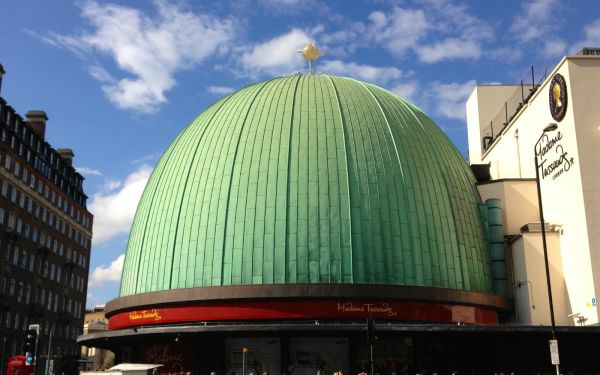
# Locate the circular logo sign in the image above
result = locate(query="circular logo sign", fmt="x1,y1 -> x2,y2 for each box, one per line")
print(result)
549,73 -> 568,121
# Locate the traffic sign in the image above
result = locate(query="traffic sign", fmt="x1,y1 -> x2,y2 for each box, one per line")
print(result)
549,339 -> 560,365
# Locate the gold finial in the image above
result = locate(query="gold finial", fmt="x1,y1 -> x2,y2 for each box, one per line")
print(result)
298,43 -> 321,62
297,43 -> 321,75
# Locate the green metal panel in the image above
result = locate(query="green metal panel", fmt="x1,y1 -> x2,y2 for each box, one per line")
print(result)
119,75 -> 493,296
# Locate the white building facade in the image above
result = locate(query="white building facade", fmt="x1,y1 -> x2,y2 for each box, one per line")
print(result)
466,52 -> 600,327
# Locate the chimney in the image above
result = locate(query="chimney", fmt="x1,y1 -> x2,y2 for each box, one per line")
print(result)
26,110 -> 48,140
0,64 -> 5,95
57,148 -> 75,167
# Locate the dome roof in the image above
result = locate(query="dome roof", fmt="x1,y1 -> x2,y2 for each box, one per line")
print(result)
119,75 -> 492,297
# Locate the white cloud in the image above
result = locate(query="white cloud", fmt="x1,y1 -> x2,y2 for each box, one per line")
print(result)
88,164 -> 153,245
509,0 -> 558,42
366,1 -> 491,63
239,28 -> 312,77
390,82 -> 418,101
76,166 -> 103,176
89,254 -> 125,286
101,179 -> 123,193
208,85 -> 235,95
416,38 -> 481,64
574,19 -> 600,53
257,0 -> 327,14
130,152 -> 162,165
44,1 -> 235,112
428,80 -> 476,121
319,60 -> 402,84
367,7 -> 430,58
543,39 -> 567,58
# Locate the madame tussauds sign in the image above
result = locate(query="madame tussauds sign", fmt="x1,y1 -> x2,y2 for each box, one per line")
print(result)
536,131 -> 575,180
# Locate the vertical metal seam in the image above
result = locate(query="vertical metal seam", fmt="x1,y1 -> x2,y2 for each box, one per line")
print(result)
285,75 -> 302,282
326,76 -> 354,282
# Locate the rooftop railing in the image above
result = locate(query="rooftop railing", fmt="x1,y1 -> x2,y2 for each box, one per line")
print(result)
481,66 -> 549,152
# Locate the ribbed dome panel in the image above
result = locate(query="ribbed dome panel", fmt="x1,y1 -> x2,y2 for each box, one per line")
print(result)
119,75 -> 492,296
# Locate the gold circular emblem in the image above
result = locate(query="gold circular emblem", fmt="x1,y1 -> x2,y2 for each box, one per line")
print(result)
549,73 -> 568,121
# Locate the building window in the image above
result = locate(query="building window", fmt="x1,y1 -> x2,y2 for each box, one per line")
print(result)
13,313 -> 19,330
8,212 -> 15,229
30,173 -> 35,188
0,208 -> 4,224
9,278 -> 15,296
12,247 -> 19,266
47,292 -> 52,310
56,267 -> 61,283
10,188 -> 16,203
20,250 -> 27,268
17,281 -> 23,302
22,168 -> 27,182
1,181 -> 7,197
16,218 -> 22,233
27,198 -> 32,213
19,193 -> 24,208
4,154 -> 10,169
29,254 -> 35,272
43,260 -> 49,278
25,284 -> 31,304
32,228 -> 38,242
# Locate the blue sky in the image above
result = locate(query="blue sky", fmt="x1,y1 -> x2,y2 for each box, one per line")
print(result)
1,0 -> 599,308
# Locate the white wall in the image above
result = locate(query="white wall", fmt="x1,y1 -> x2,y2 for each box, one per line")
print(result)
568,57 -> 600,321
511,231 -> 571,325
467,85 -> 520,164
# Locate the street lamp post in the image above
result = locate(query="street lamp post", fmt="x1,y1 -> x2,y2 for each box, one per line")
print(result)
533,122 -> 559,375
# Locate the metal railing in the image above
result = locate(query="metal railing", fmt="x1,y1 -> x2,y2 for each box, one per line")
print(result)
481,66 -> 549,152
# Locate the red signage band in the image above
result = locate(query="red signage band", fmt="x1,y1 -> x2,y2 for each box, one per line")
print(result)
108,299 -> 498,330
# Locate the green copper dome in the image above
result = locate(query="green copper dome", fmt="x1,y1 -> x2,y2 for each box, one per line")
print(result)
119,75 -> 492,297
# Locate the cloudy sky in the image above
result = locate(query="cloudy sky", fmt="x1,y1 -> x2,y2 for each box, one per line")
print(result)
1,0 -> 599,307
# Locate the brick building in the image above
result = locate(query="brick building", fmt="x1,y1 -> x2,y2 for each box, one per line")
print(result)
0,63 -> 93,373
